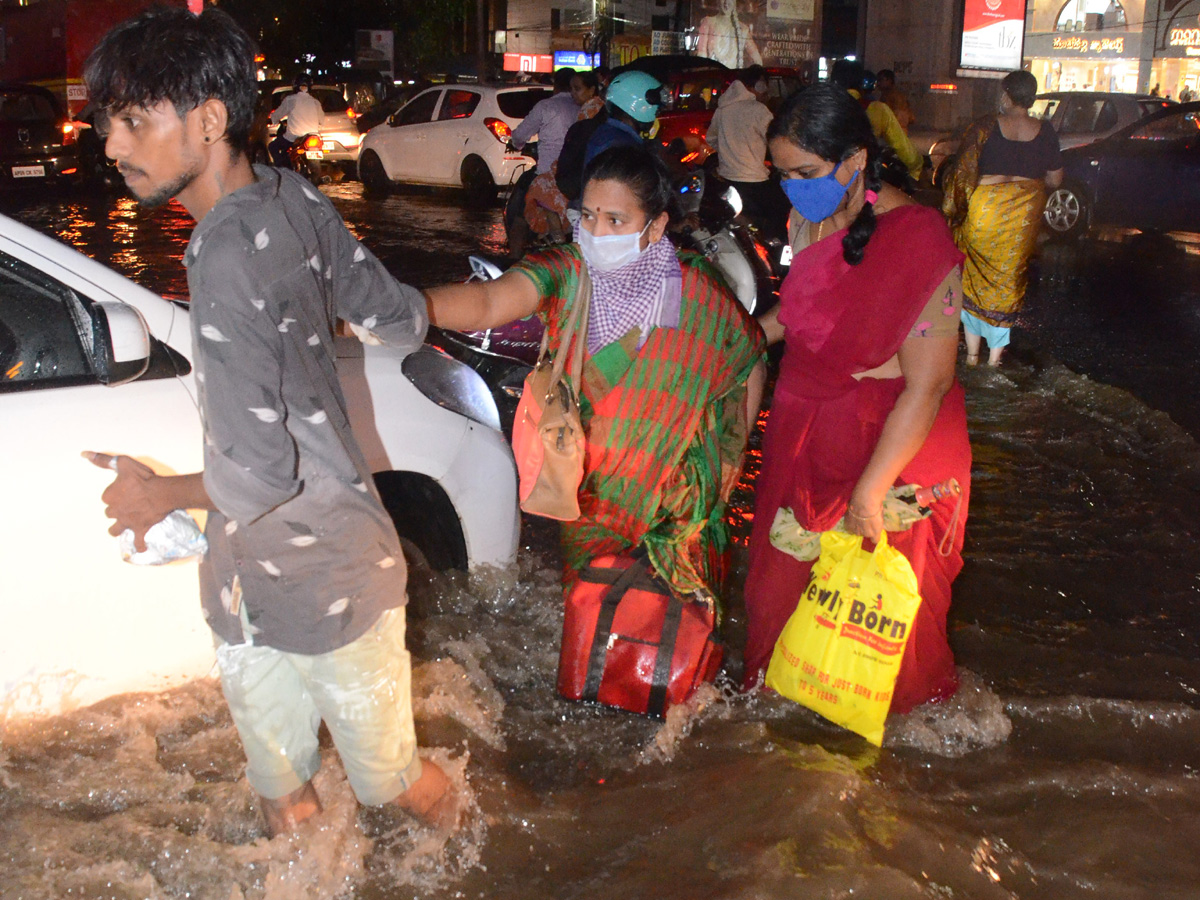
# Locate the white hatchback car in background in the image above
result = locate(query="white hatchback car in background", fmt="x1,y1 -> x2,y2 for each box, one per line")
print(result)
357,84 -> 550,204
0,212 -> 519,721
268,84 -> 365,172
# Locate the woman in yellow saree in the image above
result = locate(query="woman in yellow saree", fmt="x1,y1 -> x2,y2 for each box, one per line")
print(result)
942,70 -> 1063,366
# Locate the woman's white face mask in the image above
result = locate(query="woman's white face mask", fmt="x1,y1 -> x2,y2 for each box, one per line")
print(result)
578,220 -> 651,272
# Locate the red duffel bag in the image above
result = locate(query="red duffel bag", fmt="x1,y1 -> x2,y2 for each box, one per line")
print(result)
557,553 -> 723,718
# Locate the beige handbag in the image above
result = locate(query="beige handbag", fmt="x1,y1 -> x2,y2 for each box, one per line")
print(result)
511,265 -> 591,521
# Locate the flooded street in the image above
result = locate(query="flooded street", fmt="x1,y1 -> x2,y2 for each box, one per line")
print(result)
2,183 -> 1198,900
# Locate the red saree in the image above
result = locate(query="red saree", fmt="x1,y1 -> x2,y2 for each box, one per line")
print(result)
743,205 -> 971,715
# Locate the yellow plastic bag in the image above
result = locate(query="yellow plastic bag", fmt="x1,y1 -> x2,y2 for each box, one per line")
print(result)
765,529 -> 922,745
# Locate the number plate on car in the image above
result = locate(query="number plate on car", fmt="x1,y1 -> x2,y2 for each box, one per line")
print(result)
12,165 -> 45,178
305,150 -> 323,160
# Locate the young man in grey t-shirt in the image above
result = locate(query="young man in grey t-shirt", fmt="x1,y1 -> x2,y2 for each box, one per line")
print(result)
82,7 -> 455,836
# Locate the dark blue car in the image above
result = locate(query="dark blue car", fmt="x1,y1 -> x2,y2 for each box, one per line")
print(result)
1043,101 -> 1200,240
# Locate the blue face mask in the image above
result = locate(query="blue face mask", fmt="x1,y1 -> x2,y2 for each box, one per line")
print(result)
781,165 -> 858,223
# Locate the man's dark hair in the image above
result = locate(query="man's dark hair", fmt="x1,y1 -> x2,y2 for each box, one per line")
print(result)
829,58 -> 866,92
553,67 -> 577,92
85,6 -> 259,153
1001,69 -> 1038,109
877,69 -> 896,85
738,65 -> 766,90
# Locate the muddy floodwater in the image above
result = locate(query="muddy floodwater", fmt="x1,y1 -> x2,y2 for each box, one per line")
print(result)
2,185 -> 1199,900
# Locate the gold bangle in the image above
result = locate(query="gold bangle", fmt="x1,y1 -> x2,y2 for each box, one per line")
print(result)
846,506 -> 882,520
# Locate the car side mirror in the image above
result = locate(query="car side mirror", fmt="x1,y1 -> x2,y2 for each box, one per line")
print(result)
91,301 -> 151,386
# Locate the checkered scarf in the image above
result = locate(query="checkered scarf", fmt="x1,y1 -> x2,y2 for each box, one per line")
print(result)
576,226 -> 683,353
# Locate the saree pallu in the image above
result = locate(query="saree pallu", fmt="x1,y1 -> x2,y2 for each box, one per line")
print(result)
956,180 -> 1046,328
743,206 -> 969,714
512,244 -> 765,602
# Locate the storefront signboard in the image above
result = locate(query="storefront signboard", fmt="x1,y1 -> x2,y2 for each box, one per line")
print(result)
958,0 -> 1027,74
502,53 -> 554,74
1024,31 -> 1140,59
1166,28 -> 1200,57
553,50 -> 599,70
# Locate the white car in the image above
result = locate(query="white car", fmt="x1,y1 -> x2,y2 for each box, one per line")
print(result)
357,84 -> 550,204
268,84 -> 365,169
0,213 -> 519,721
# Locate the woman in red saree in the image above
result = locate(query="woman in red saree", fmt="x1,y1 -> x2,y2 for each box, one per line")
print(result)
743,85 -> 971,715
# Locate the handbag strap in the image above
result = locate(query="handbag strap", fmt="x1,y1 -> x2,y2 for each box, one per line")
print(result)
582,554 -> 647,703
647,597 -> 682,718
541,262 -> 592,394
582,551 -> 682,718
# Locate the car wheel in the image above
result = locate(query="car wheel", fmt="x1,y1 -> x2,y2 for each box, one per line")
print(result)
461,155 -> 497,208
359,150 -> 391,197
1044,182 -> 1089,240
373,471 -> 468,571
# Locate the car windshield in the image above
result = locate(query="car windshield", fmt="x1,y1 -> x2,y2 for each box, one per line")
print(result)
1030,98 -> 1060,121
1129,109 -> 1200,141
0,91 -> 56,124
667,73 -> 728,112
496,90 -> 552,118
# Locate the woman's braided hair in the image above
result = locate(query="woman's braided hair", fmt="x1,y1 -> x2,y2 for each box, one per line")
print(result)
767,83 -> 882,266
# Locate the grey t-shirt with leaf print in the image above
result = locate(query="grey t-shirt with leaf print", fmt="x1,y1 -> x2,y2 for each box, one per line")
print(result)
185,166 -> 428,654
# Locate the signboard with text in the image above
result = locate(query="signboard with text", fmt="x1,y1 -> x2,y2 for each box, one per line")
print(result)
553,50 -> 600,71
354,30 -> 394,75
688,0 -> 819,71
958,0 -> 1027,74
503,53 -> 554,74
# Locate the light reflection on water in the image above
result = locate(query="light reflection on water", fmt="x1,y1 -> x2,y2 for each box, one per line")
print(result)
1,186 -> 1199,898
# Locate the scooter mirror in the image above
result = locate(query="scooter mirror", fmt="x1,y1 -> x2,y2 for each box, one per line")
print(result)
723,186 -> 744,217
468,255 -> 505,282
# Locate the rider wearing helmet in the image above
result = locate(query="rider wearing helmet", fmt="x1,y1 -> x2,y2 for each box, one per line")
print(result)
583,69 -> 662,168
268,72 -> 325,166
830,59 -> 922,182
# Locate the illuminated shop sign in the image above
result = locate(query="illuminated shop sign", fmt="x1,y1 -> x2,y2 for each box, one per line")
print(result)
1051,36 -> 1126,53
958,0 -> 1027,73
502,53 -> 554,73
1169,28 -> 1200,47
553,51 -> 600,71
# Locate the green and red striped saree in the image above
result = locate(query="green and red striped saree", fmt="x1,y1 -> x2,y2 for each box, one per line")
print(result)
512,243 -> 765,601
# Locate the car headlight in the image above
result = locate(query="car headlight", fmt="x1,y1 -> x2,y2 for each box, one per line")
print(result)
401,346 -> 502,431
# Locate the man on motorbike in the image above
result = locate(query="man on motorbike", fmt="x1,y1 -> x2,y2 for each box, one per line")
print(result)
831,60 -> 923,185
582,70 -> 662,169
268,73 -> 325,167
506,68 -> 584,257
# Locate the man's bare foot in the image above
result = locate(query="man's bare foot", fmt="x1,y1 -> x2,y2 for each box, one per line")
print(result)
987,349 -> 1005,366
965,353 -> 979,366
392,759 -> 459,829
261,781 -> 323,836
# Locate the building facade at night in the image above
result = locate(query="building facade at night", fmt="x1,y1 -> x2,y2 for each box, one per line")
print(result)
499,0 -> 820,74
1025,0 -> 1200,100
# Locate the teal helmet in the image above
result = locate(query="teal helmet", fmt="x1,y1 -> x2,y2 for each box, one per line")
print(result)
606,70 -> 663,124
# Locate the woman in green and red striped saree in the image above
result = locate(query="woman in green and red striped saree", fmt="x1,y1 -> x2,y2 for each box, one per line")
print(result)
427,145 -> 766,605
